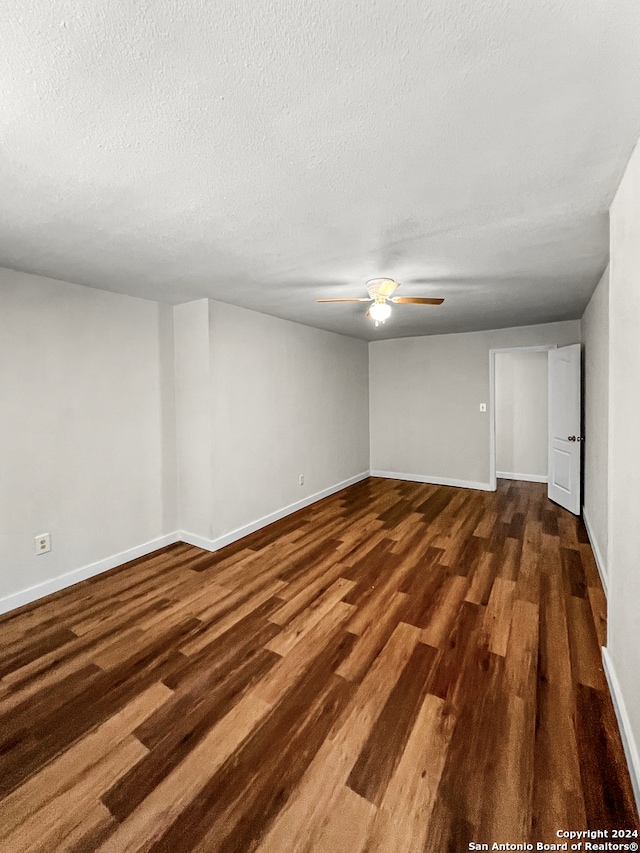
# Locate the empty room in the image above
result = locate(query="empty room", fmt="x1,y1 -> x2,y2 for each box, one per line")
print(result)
1,1 -> 640,851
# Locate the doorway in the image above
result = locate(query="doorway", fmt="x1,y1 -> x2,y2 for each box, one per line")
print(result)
489,345 -> 556,491
489,344 -> 583,510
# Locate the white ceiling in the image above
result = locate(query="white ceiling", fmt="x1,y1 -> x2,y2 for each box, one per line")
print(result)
2,0 -> 640,341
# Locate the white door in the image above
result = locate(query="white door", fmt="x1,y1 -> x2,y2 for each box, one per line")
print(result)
548,344 -> 582,514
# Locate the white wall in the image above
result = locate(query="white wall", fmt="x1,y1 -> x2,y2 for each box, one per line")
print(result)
369,320 -> 580,488
206,301 -> 370,541
0,268 -> 176,607
159,303 -> 178,534
581,266 -> 609,585
173,300 -> 214,538
607,139 -> 640,803
495,350 -> 548,481
0,275 -> 369,608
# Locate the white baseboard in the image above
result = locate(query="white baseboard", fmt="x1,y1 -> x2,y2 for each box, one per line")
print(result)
602,648 -> 640,816
0,472 -> 371,615
176,471 -> 371,553
581,505 -> 608,597
0,533 -> 180,616
496,471 -> 548,483
370,470 -> 492,492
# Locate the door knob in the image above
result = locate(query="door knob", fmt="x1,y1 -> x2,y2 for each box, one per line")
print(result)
568,435 -> 576,441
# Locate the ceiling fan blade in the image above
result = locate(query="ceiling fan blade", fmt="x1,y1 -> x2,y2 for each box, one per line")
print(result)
317,297 -> 372,303
391,297 -> 444,305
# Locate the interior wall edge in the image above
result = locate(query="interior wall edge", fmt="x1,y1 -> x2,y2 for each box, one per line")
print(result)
178,470 -> 371,552
370,470 -> 493,491
602,647 -> 640,816
495,472 -> 548,483
0,532 -> 180,617
0,470 -> 370,617
582,504 -> 608,597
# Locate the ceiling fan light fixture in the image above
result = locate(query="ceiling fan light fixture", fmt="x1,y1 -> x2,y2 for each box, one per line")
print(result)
369,301 -> 391,323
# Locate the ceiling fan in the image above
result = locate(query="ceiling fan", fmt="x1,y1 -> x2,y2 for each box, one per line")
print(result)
317,278 -> 444,326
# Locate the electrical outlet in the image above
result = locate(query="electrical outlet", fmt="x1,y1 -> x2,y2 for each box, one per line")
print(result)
299,474 -> 304,486
479,403 -> 487,412
35,533 -> 51,554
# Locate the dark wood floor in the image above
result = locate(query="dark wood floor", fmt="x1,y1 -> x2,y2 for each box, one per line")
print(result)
0,478 -> 638,853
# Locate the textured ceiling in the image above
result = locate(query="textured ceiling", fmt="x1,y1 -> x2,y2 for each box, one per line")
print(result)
2,0 -> 640,340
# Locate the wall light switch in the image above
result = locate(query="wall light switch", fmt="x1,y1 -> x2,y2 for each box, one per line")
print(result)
479,403 -> 487,412
35,533 -> 51,554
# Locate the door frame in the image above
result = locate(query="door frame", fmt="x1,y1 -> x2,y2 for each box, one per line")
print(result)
488,345 -> 557,492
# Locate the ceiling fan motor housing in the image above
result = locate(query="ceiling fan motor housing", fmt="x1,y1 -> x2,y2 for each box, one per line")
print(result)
366,278 -> 398,299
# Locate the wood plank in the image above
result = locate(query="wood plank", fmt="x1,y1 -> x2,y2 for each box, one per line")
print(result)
101,646 -> 279,823
575,683 -> 640,827
533,569 -> 588,837
254,621 -> 422,853
400,560 -> 451,629
94,695 -> 273,853
0,622 -> 198,799
0,682 -> 172,841
567,594 -> 607,690
335,590 -> 408,683
504,598 -> 539,703
364,693 -> 454,853
429,650 -> 506,837
561,547 -> 587,598
386,512 -> 428,545
343,555 -> 413,637
265,577 -> 356,656
161,634 -> 356,853
480,694 -> 535,841
346,641 -> 438,805
465,552 -> 496,605
255,600 -> 355,706
482,576 -> 516,656
420,574 -> 469,648
267,561 -> 350,625
588,584 -> 607,648
473,509 -> 497,539
306,785 -> 376,853
178,577 -> 288,656
514,518 -> 541,604
2,736 -> 147,853
496,536 -> 522,582
0,478 -> 636,853
579,541 -> 603,588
